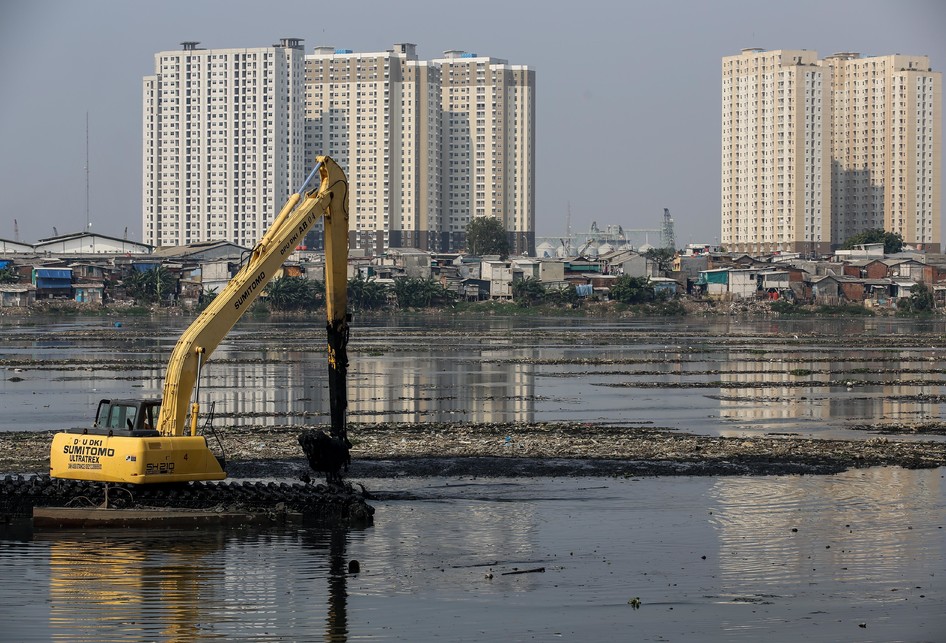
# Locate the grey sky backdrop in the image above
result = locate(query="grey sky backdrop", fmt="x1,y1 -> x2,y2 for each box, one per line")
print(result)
1,0 -> 944,248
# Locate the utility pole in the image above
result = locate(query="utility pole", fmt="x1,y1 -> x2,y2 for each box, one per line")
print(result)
85,112 -> 91,231
565,201 -> 572,253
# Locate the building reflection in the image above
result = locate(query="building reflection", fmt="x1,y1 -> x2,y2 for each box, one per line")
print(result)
142,346 -> 538,427
716,348 -> 946,430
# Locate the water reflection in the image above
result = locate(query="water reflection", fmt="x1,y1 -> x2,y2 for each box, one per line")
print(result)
716,348 -> 946,432
2,473 -> 944,641
707,468 -> 945,593
34,527 -> 355,643
5,316 -> 946,437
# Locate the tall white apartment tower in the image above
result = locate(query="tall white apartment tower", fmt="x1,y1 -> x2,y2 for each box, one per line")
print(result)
434,51 -> 536,255
721,49 -> 831,254
722,48 -> 941,254
143,39 -> 306,248
305,43 -> 442,254
824,53 -> 941,251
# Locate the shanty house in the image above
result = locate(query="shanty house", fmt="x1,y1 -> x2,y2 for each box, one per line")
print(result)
32,266 -> 73,299
0,285 -> 35,307
728,269 -> 759,299
696,268 -> 730,298
812,275 -> 865,304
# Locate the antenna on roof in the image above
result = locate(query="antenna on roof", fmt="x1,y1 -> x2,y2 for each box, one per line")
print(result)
13,219 -> 18,243
53,226 -> 58,237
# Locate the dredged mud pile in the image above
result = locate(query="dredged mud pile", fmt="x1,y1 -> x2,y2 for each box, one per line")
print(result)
3,422 -> 944,480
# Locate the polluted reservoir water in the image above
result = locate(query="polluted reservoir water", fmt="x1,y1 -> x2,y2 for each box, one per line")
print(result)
1,471 -> 944,641
2,315 -> 946,639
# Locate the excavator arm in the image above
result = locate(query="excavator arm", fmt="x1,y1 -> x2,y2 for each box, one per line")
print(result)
155,155 -> 350,440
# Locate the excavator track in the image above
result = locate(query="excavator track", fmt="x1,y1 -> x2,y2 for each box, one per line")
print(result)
0,475 -> 373,527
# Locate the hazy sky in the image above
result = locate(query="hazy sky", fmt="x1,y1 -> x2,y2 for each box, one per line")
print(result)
0,0 -> 943,247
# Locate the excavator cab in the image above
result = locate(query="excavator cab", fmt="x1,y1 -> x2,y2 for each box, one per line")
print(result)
93,399 -> 162,434
49,398 -> 226,484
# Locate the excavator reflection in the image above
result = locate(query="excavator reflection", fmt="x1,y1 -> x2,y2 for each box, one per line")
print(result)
40,528 -> 353,642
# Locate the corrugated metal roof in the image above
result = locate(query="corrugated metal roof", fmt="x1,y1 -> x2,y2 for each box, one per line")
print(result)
34,268 -> 72,279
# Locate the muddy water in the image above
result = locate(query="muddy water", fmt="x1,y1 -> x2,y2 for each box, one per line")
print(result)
2,315 -> 946,439
2,315 -> 945,639
1,469 -> 944,641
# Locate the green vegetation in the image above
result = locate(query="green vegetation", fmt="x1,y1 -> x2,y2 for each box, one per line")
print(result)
0,266 -> 18,284
465,217 -> 510,259
638,300 -> 687,316
771,300 -> 807,315
842,228 -> 904,254
392,277 -> 456,309
263,276 -> 323,311
347,274 -> 388,311
511,277 -> 546,306
896,283 -> 935,316
789,368 -> 814,376
643,248 -> 675,274
609,275 -> 656,305
123,267 -> 177,304
815,303 -> 874,316
772,300 -> 879,317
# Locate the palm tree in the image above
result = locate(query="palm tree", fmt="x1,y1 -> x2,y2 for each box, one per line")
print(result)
124,266 -> 177,304
392,277 -> 456,308
348,274 -> 388,311
264,276 -> 318,311
512,277 -> 546,305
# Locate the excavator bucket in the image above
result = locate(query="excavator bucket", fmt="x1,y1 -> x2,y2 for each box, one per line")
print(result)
299,430 -> 351,484
302,315 -> 351,484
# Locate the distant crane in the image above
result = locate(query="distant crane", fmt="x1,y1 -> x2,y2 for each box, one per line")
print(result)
577,237 -> 596,257
662,208 -> 676,251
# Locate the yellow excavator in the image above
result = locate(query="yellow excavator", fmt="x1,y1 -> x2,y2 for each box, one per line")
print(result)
49,156 -> 351,485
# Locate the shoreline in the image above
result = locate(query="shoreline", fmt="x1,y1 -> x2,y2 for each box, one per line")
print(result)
1,296 -> 935,319
7,422 -> 946,480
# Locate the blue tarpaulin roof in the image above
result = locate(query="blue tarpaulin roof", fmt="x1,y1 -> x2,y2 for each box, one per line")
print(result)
34,269 -> 72,279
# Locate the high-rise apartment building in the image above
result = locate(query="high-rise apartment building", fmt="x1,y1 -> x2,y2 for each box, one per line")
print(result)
144,40 -> 535,255
305,43 -> 442,254
824,53 -> 941,250
143,39 -> 306,248
434,51 -> 535,255
721,48 -> 941,254
721,49 -> 831,254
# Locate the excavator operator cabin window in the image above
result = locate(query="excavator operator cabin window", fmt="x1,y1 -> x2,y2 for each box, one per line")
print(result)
143,404 -> 160,430
107,404 -> 138,430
